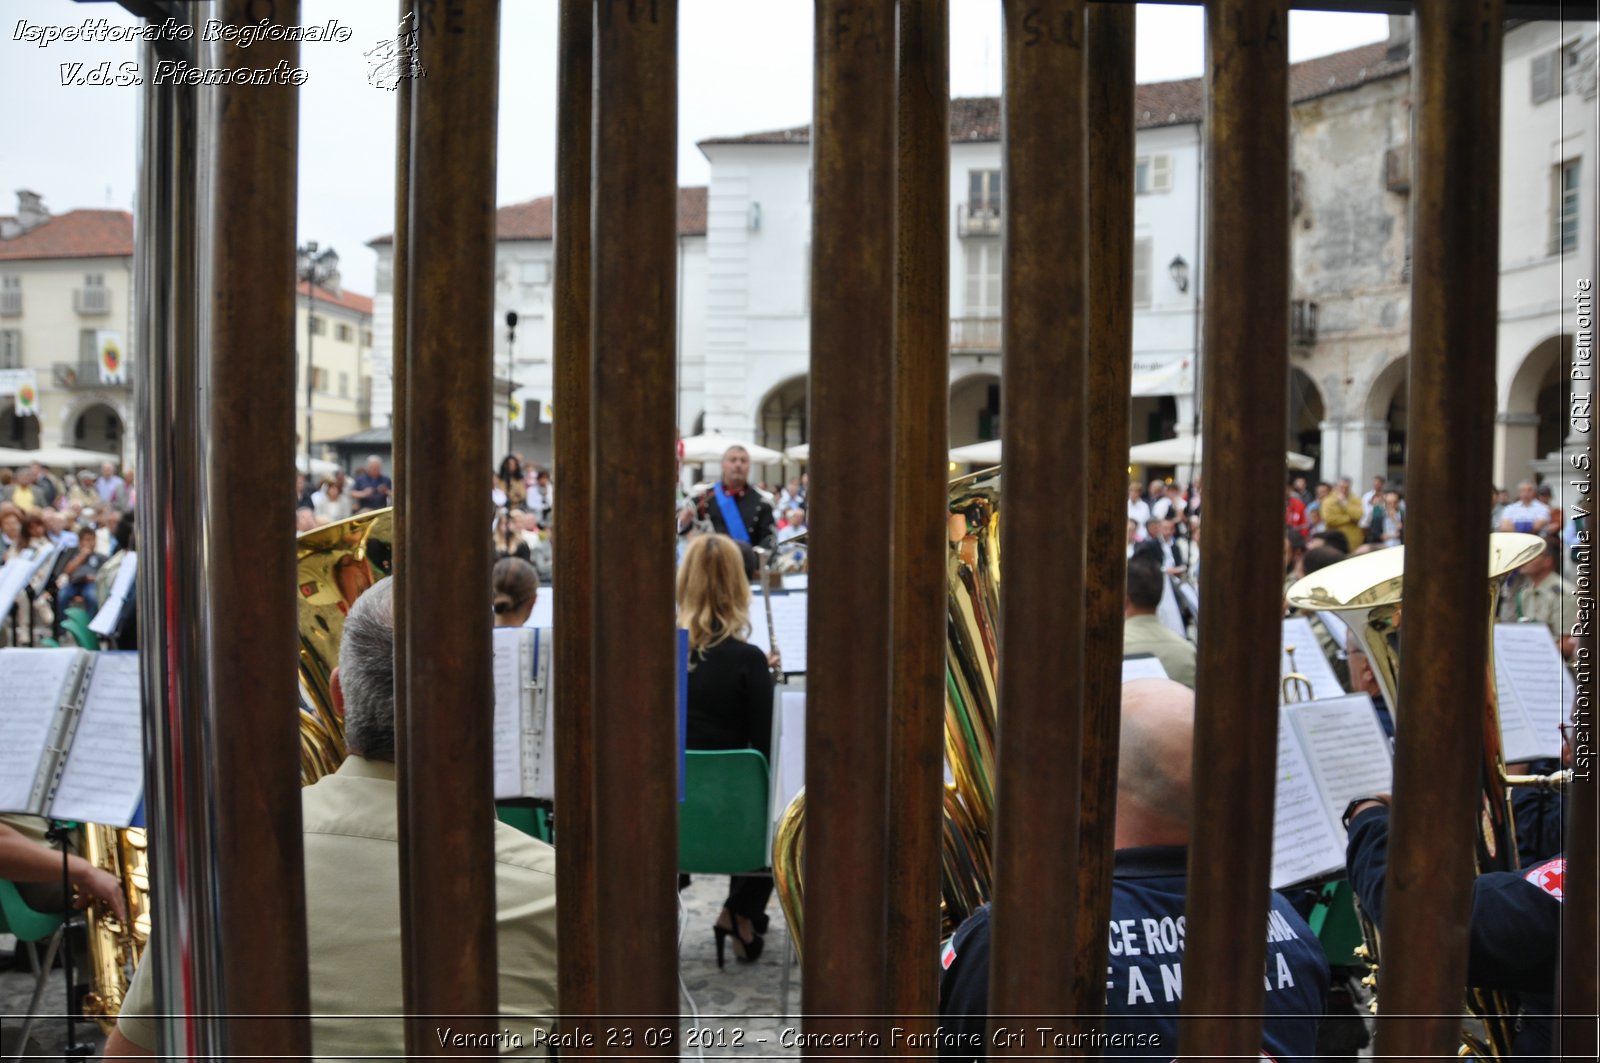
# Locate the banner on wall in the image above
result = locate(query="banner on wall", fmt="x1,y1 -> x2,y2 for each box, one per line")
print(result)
1130,353 -> 1194,397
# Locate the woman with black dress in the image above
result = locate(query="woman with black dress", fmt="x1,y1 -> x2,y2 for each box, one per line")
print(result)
676,534 -> 775,965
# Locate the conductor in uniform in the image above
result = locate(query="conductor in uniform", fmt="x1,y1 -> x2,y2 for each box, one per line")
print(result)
104,577 -> 559,1057
938,679 -> 1329,1061
678,445 -> 776,551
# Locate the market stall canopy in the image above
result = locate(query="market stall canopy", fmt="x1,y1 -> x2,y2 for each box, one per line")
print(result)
1129,435 -> 1315,471
679,431 -> 783,465
784,443 -> 810,461
949,439 -> 1002,466
295,454 -> 342,478
0,445 -> 124,468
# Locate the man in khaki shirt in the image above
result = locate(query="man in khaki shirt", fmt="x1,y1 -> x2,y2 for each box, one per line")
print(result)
1123,554 -> 1197,688
105,578 -> 558,1058
1501,533 -> 1578,658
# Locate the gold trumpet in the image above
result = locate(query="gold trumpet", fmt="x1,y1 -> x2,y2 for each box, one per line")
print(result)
1281,644 -> 1314,703
1285,532 -> 1551,1060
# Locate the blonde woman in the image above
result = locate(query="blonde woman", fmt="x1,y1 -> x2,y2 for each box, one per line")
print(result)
676,534 -> 774,965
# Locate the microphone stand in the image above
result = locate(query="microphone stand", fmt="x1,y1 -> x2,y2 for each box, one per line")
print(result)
45,820 -> 94,1057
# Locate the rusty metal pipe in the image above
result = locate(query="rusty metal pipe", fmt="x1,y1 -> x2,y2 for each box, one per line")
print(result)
396,1 -> 502,1051
1178,0 -> 1289,1055
591,0 -> 679,1051
1374,1 -> 1505,1056
887,0 -> 950,1042
804,0 -> 899,1041
203,1 -> 311,1053
989,0 -> 1089,1048
1074,0 -> 1136,1026
554,0 -> 599,1037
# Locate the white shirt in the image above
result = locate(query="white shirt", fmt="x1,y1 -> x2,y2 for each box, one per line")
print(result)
1358,489 -> 1379,528
1127,499 -> 1151,539
1499,500 -> 1551,532
1152,496 -> 1186,522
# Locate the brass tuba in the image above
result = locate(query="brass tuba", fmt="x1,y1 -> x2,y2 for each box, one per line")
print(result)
773,469 -> 1002,956
1285,532 -> 1552,1059
295,508 -> 395,783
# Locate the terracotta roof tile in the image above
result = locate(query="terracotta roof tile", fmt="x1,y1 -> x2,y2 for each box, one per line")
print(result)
0,209 -> 134,261
297,280 -> 374,316
369,186 -> 707,245
699,41 -> 1407,147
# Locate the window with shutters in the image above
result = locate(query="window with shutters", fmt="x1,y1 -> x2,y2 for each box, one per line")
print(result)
1135,154 -> 1173,195
309,314 -> 326,336
0,276 -> 19,317
336,323 -> 353,343
339,371 -> 350,397
1133,238 -> 1153,308
1532,41 -> 1582,103
0,330 -> 20,369
963,241 -> 1002,319
1552,159 -> 1581,255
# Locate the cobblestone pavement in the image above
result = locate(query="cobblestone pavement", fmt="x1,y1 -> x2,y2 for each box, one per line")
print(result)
3,874 -> 796,1059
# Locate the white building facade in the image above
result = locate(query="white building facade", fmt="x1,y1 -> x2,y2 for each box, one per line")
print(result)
0,192 -> 136,463
369,189 -> 708,470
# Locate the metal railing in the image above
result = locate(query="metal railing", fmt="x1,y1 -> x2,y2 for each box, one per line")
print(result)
956,201 -> 1001,236
949,315 -> 1001,350
75,287 -> 111,315
53,359 -> 130,389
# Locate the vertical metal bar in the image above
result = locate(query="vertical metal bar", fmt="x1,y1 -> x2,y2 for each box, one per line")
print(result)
1375,1 -> 1504,1056
554,0 -> 599,1034
203,1 -> 310,1053
1074,0 -> 1135,1026
396,1 -> 502,1051
988,0 -> 1089,1048
389,0 -> 414,1016
134,13 -> 221,1055
805,0 -> 898,1041
887,0 -> 948,1040
591,0 -> 678,1050
1179,0 -> 1289,1055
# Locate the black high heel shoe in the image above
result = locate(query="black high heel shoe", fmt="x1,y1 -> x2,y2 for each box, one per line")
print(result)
712,911 -> 765,967
713,924 -> 732,968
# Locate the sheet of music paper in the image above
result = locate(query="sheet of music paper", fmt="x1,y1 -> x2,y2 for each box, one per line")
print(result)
0,648 -> 80,814
1494,622 -> 1574,762
51,653 -> 143,826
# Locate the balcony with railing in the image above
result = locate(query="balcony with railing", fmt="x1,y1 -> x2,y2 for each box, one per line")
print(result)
956,202 -> 1002,238
950,316 -> 1002,352
53,360 -> 130,390
75,287 -> 110,315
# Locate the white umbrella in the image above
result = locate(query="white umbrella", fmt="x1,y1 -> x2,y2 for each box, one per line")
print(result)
0,445 -> 122,468
679,431 -> 783,465
1128,436 -> 1315,471
949,439 -> 1002,466
784,443 -> 810,461
295,454 -> 342,478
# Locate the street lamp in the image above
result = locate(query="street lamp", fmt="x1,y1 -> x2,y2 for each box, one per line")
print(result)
297,241 -> 340,481
505,310 -> 519,457
1168,254 -> 1190,294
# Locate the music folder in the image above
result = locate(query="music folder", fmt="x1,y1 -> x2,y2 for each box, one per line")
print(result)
1271,693 -> 1393,889
1494,622 -> 1574,763
0,648 -> 144,827
492,627 -> 554,801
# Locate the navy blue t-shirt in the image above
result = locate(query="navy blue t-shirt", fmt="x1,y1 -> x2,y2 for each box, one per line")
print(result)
351,472 -> 393,513
938,847 -> 1329,1062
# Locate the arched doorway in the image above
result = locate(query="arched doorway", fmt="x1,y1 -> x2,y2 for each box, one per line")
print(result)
1129,395 -> 1180,446
949,372 -> 1001,447
757,375 -> 807,454
1501,334 -> 1572,485
72,402 -> 124,461
1364,356 -> 1408,488
0,407 -> 40,449
1288,368 -> 1325,479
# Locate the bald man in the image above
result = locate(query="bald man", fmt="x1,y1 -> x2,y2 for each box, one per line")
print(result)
937,680 -> 1329,1061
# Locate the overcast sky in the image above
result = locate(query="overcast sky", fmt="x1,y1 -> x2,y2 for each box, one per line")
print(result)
0,1 -> 1387,297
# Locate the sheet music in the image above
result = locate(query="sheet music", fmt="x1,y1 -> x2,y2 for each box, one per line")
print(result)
770,691 -> 807,840
1495,623 -> 1573,762
491,628 -> 529,800
0,648 -> 79,814
782,574 -> 808,591
1122,655 -> 1169,682
1292,695 -> 1393,821
51,654 -> 144,825
523,589 -> 554,632
0,547 -> 50,620
89,552 -> 138,636
1281,616 -> 1345,702
1270,715 -> 1343,889
1317,612 -> 1352,655
746,590 -> 808,674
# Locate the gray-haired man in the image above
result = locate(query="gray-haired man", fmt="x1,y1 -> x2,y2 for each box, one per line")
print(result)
106,578 -> 558,1057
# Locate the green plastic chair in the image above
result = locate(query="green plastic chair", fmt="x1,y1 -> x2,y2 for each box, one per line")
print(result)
0,878 -> 69,1053
59,614 -> 98,650
678,749 -> 771,875
1309,879 -> 1367,967
63,606 -> 91,627
496,803 -> 552,843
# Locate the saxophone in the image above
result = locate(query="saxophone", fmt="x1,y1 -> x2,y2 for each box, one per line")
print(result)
79,824 -> 151,1033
